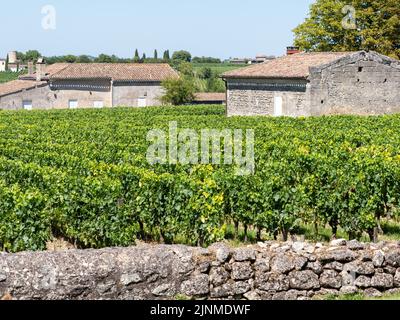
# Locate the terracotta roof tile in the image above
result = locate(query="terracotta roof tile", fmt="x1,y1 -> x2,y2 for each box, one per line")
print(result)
222,52 -> 357,79
50,63 -> 179,81
0,80 -> 47,97
194,92 -> 226,102
19,63 -> 70,80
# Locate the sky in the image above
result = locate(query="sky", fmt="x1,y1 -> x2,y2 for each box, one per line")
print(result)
0,0 -> 315,60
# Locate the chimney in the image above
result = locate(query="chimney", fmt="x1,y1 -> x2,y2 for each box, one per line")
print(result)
36,58 -> 46,81
27,61 -> 34,75
287,46 -> 300,55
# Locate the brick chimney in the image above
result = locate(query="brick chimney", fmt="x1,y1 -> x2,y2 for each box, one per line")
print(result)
36,58 -> 46,81
27,61 -> 34,75
287,46 -> 301,55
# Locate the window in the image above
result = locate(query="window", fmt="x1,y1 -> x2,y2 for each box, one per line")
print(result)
68,100 -> 78,109
358,67 -> 363,72
23,100 -> 32,110
94,101 -> 104,108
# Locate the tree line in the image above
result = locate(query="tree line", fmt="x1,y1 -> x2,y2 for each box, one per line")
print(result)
11,49 -> 222,65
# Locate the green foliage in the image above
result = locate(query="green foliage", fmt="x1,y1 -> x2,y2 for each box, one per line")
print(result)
161,78 -> 196,105
134,49 -> 140,63
0,71 -> 25,84
172,50 -> 192,62
293,0 -> 400,59
192,57 -> 221,64
22,50 -> 42,63
2,106 -> 400,252
163,50 -> 171,60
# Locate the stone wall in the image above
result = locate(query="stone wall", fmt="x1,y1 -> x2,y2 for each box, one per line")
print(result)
225,52 -> 400,117
226,78 -> 308,117
308,52 -> 400,116
0,80 -> 164,110
113,82 -> 164,107
1,241 -> 400,300
0,84 -> 54,110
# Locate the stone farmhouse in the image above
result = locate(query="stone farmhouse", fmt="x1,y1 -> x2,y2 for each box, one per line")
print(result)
222,51 -> 400,117
0,61 -> 178,110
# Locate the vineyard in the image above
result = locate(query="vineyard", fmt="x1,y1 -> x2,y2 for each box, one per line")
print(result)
1,105 -> 400,252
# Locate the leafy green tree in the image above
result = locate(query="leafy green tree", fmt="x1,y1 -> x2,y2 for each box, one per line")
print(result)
178,61 -> 194,77
95,54 -> 113,63
77,55 -> 92,63
24,50 -> 42,62
142,53 -> 147,61
199,67 -> 213,79
161,77 -> 196,105
154,49 -> 158,60
64,55 -> 77,63
293,0 -> 400,59
172,50 -> 192,62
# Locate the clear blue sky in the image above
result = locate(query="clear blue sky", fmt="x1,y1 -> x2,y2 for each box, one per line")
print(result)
0,0 -> 315,59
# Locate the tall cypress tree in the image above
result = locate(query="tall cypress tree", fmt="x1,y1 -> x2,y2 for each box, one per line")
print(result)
154,49 -> 158,60
133,49 -> 140,62
163,50 -> 170,60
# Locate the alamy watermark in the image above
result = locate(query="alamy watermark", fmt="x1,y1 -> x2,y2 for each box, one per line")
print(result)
41,5 -> 57,30
146,122 -> 255,176
342,5 -> 357,30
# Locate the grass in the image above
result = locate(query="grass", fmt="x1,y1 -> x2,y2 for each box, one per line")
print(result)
0,71 -> 25,83
219,218 -> 400,247
322,293 -> 400,300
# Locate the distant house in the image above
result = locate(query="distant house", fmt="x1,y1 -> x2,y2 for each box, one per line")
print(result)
0,61 -> 178,110
250,55 -> 276,64
192,92 -> 226,105
0,59 -> 6,72
222,50 -> 400,117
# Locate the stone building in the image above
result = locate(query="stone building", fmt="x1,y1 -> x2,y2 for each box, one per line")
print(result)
0,62 -> 178,110
222,51 -> 400,117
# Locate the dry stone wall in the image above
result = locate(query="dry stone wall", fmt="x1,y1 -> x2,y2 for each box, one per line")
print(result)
1,241 -> 400,300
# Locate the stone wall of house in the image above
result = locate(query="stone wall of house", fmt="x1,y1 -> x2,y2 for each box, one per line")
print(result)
0,84 -> 54,110
308,53 -> 400,116
49,79 -> 112,109
1,241 -> 400,300
0,80 -> 112,110
226,79 -> 309,117
112,82 -> 164,107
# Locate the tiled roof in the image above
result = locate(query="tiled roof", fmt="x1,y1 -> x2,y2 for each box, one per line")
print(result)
50,63 -> 179,81
222,52 -> 356,79
19,63 -> 70,80
194,92 -> 226,102
0,80 -> 47,97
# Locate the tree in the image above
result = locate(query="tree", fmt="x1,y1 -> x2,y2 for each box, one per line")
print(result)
178,61 -> 194,77
5,55 -> 8,71
198,67 -> 213,79
24,50 -> 42,62
172,50 -> 192,62
95,54 -> 113,63
64,55 -> 77,63
163,50 -> 170,60
142,53 -> 147,61
293,0 -> 400,59
154,49 -> 158,60
134,49 -> 140,63
77,55 -> 92,63
161,77 -> 196,105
